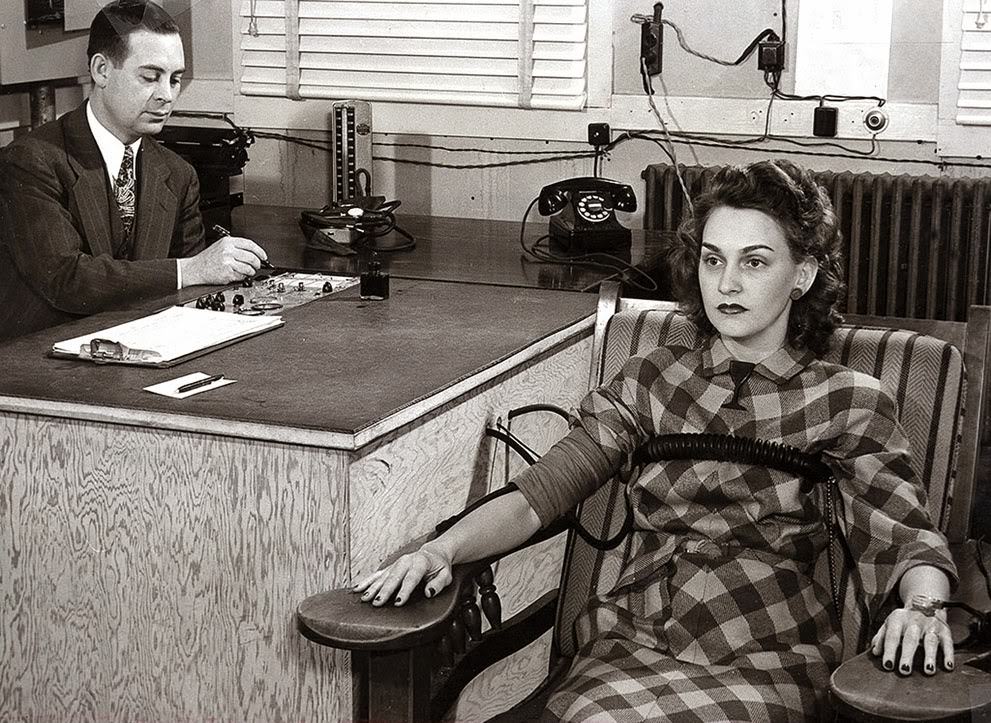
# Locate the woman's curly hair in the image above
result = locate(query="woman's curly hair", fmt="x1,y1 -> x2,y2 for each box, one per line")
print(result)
667,159 -> 846,357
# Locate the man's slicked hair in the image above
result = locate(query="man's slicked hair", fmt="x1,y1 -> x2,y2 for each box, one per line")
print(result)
87,0 -> 180,66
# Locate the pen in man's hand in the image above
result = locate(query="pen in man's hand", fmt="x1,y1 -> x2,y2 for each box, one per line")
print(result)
210,224 -> 275,269
177,373 -> 225,394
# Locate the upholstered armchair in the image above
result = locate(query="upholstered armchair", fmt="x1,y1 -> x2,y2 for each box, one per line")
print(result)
297,282 -> 991,722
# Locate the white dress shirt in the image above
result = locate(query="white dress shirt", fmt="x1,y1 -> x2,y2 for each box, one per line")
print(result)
86,101 -> 184,288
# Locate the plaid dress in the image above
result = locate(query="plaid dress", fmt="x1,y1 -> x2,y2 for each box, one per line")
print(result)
527,337 -> 956,722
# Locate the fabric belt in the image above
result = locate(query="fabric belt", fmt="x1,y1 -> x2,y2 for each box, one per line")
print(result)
675,536 -> 792,567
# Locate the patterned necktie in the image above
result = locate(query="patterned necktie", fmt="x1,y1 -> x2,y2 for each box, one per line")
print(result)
115,145 -> 136,242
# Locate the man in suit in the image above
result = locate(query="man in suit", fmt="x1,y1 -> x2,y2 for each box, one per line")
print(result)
0,0 -> 269,339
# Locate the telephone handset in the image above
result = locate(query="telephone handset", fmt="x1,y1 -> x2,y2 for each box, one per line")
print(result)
537,177 -> 637,253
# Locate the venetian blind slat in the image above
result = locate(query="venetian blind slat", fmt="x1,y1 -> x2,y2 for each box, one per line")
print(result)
957,7 -> 991,125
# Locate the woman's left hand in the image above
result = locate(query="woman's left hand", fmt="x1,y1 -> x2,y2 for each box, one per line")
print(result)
870,606 -> 954,675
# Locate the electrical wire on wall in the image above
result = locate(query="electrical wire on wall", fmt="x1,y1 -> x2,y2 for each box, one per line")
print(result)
636,0 -> 896,214
635,11 -> 790,215
172,101 -> 991,207
660,18 -> 778,68
641,57 -> 694,217
175,0 -> 969,178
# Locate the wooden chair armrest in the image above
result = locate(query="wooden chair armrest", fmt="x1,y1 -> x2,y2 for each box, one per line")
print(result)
297,560 -> 484,651
830,648 -> 991,720
830,541 -> 991,720
297,522 -> 568,653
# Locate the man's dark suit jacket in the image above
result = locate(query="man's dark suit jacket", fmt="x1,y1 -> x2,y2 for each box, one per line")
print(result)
0,102 -> 206,339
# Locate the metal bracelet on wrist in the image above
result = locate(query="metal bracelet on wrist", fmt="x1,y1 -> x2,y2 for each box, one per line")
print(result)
910,593 -> 946,617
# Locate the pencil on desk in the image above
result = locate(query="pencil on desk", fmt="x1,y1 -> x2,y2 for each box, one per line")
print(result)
178,373 -> 225,394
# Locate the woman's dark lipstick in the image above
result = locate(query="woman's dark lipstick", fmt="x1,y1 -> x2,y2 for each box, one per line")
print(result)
717,303 -> 748,314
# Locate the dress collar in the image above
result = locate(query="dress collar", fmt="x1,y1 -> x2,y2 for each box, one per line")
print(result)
701,336 -> 813,383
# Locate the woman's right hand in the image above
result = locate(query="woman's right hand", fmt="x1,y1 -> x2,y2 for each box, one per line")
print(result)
352,543 -> 454,607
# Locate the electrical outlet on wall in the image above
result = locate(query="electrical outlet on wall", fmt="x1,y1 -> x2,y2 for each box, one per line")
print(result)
757,36 -> 785,73
813,105 -> 838,137
587,122 -> 610,147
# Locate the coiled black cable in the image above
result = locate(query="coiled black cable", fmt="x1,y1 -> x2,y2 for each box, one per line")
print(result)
436,431 -> 846,612
636,434 -> 832,492
300,199 -> 416,251
573,433 -> 833,550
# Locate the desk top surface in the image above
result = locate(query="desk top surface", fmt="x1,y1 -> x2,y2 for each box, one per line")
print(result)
0,279 -> 596,444
233,205 -> 671,295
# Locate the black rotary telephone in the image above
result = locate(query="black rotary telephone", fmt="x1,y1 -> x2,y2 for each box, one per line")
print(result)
538,177 -> 637,253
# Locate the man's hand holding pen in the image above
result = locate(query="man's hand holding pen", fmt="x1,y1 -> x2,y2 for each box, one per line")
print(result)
178,224 -> 273,286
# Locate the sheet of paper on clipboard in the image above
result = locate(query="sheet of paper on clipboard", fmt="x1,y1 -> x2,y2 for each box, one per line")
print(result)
51,305 -> 284,367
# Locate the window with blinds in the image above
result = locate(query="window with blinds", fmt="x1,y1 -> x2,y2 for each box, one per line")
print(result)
956,2 -> 991,126
238,0 -> 589,110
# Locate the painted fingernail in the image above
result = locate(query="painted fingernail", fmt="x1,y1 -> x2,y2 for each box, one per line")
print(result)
900,664 -> 911,674
425,588 -> 434,598
947,660 -> 955,670
394,596 -> 403,605
883,660 -> 893,671
374,596 -> 382,603
925,663 -> 935,674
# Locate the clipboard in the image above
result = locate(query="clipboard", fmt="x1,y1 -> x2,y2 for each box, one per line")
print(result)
50,305 -> 284,367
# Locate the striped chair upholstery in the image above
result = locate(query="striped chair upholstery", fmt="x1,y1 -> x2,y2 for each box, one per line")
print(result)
554,307 -> 967,661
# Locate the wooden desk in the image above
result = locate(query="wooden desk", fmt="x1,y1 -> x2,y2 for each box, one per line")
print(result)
0,280 -> 596,721
232,205 -> 673,296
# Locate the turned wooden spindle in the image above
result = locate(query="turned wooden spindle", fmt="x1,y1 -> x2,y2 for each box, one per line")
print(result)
461,586 -> 483,642
449,586 -> 475,654
476,566 -> 502,630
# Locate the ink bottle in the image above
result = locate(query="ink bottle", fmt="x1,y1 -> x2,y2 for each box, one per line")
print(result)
359,256 -> 389,300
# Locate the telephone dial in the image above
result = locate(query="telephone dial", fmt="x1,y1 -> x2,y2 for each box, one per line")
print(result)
538,177 -> 637,253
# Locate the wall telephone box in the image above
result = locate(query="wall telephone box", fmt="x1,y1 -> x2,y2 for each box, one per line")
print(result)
538,177 -> 638,253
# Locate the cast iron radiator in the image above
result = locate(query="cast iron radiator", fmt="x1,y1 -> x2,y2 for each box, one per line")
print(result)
643,164 -> 991,321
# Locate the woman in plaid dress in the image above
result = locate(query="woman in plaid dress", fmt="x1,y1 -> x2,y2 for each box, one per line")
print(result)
355,160 -> 957,721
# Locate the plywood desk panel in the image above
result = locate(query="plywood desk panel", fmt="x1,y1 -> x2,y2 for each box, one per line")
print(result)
0,280 -> 596,721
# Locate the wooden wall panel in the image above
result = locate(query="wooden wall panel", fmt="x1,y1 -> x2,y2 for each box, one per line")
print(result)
0,413 -> 351,721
